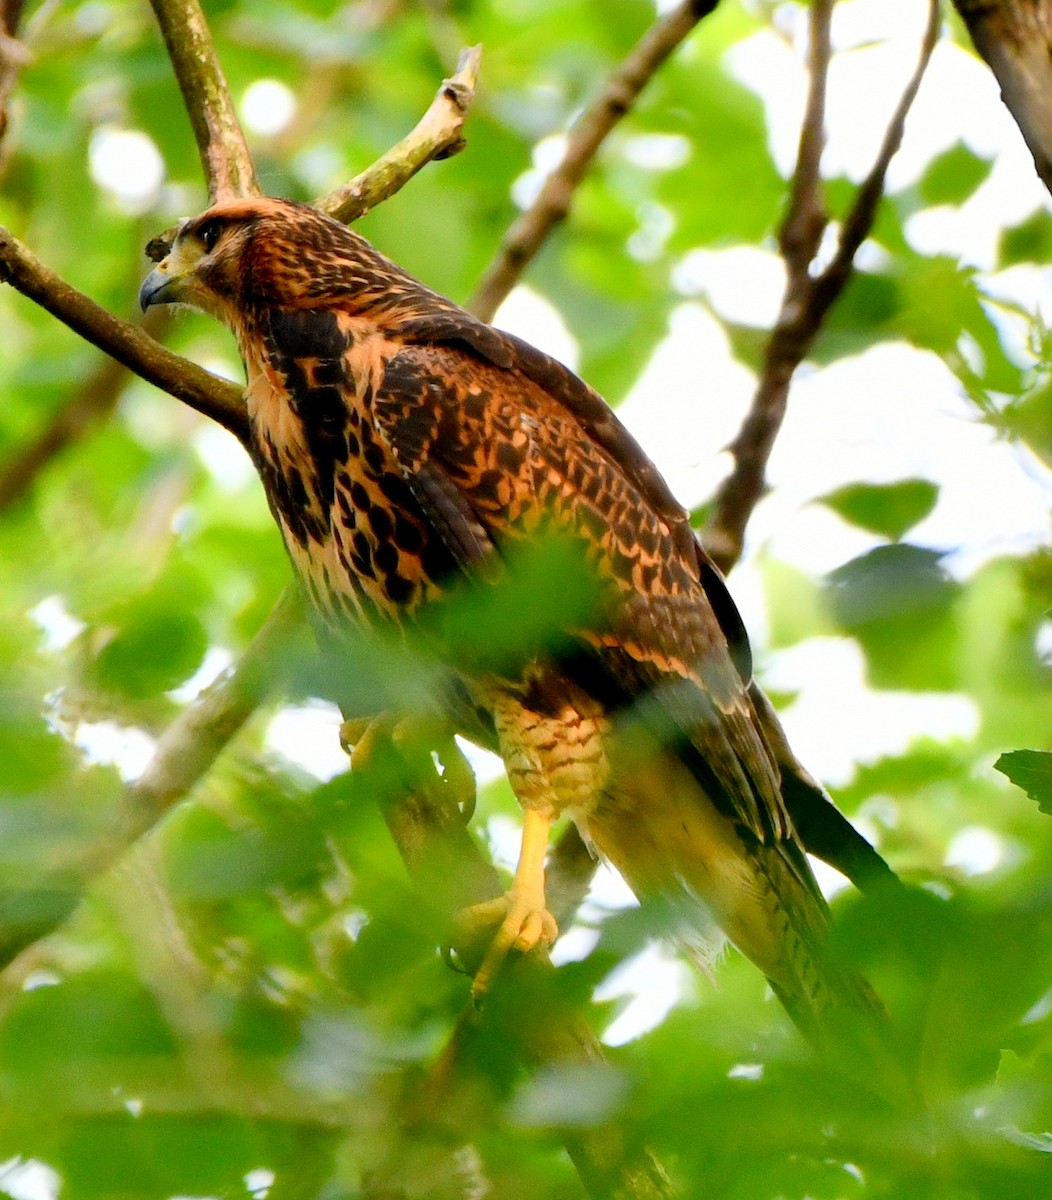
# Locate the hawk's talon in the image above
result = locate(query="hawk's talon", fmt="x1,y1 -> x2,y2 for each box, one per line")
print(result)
458,888 -> 559,999
339,714 -> 394,769
441,942 -> 472,976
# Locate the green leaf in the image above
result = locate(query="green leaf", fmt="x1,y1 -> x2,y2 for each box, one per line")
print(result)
1001,379 -> 1052,468
761,557 -> 830,648
995,750 -> 1052,815
917,142 -> 992,208
427,532 -> 606,674
824,545 -> 961,690
163,806 -> 326,898
811,270 -> 901,363
817,479 -> 939,541
999,209 -> 1052,268
92,602 -> 208,699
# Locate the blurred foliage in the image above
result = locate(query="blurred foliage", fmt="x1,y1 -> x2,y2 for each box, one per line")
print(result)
817,479 -> 940,543
1,0 -> 1051,1197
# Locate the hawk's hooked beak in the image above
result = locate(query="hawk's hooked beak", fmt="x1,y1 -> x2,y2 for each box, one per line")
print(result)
138,264 -> 180,311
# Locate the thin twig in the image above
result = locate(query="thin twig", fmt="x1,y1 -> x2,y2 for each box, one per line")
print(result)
812,0 -> 940,305
703,0 -> 940,574
0,225 -> 249,443
117,586 -> 306,842
779,0 -> 832,278
147,0 -> 259,202
467,0 -> 719,322
0,587 -> 304,972
316,44 -> 482,225
0,307 -> 172,513
954,0 -> 1052,197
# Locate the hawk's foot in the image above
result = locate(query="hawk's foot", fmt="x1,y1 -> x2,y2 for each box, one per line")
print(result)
458,884 -> 558,1000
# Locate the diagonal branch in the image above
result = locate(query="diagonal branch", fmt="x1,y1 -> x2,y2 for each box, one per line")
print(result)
816,1 -> 940,304
317,44 -> 482,225
0,586 -> 305,973
467,0 -> 720,322
703,0 -> 940,574
0,225 -> 249,442
148,0 -> 259,202
145,46 -> 485,262
779,0 -> 832,282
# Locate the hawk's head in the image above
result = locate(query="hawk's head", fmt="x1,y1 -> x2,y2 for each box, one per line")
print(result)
138,197 -> 402,323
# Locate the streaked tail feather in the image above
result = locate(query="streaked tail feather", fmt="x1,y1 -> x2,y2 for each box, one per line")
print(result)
584,755 -> 917,1106
722,837 -> 916,1107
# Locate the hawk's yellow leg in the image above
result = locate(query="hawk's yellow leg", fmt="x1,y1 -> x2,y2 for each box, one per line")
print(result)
461,806 -> 558,999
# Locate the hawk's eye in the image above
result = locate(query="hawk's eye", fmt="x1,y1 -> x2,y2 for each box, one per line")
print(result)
199,221 -> 222,252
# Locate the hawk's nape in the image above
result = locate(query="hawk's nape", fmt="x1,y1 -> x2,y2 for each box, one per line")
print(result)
140,197 -> 911,1099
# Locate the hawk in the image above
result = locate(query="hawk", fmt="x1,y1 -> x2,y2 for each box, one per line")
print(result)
140,197 -> 901,1078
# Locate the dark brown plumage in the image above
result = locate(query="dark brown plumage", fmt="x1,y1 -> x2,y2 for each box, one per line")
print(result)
140,197 -> 903,1083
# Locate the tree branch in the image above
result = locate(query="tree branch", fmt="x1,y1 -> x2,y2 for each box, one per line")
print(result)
703,0 -> 939,573
145,43 -> 484,255
0,225 -> 250,443
779,0 -> 832,280
147,0 -> 259,202
316,44 -> 482,225
954,0 -> 1052,197
0,586 -> 304,972
467,0 -> 720,322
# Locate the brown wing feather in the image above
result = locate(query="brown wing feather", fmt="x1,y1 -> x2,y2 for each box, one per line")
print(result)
371,341 -> 792,848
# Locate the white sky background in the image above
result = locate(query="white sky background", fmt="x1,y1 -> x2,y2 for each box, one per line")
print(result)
68,0 -> 1052,1057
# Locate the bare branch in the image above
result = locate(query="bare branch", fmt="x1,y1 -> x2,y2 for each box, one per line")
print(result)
467,0 -> 720,322
316,44 -> 482,225
0,586 -> 304,971
703,0 -> 939,573
954,0 -> 1052,197
819,0 -> 941,299
0,225 -> 249,443
145,45 -> 483,261
779,0 -> 832,277
147,0 -> 259,202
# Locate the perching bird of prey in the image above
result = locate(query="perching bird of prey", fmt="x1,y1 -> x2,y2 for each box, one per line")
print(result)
140,197 -> 903,1079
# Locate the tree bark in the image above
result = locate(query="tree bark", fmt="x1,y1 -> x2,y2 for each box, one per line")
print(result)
954,0 -> 1052,197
